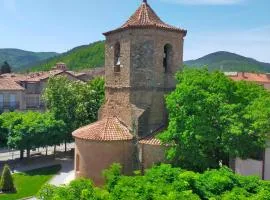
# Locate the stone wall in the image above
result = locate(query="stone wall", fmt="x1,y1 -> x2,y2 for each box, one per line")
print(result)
101,28 -> 185,137
139,143 -> 168,171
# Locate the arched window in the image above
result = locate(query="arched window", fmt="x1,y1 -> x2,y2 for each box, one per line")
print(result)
163,44 -> 173,73
114,42 -> 121,72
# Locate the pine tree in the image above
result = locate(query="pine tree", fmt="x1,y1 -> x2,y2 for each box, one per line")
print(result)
0,61 -> 12,74
0,164 -> 15,192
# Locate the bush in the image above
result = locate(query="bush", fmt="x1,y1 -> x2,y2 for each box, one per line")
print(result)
0,164 -> 15,192
38,178 -> 95,200
38,164 -> 270,200
103,163 -> 122,192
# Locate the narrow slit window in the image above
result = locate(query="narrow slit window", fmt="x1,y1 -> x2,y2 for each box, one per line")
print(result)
114,42 -> 121,72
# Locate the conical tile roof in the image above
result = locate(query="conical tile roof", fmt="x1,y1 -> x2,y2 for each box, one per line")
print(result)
72,117 -> 133,141
104,1 -> 186,36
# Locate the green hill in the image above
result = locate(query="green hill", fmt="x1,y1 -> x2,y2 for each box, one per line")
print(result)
0,49 -> 58,71
5,42 -> 270,73
26,41 -> 105,72
184,51 -> 270,72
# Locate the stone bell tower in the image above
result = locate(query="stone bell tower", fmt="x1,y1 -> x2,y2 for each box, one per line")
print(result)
73,0 -> 187,185
100,0 -> 187,138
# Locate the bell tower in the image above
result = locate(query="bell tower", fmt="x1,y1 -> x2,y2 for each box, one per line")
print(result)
100,0 -> 187,138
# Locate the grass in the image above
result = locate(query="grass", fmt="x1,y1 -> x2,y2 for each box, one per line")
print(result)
0,164 -> 61,200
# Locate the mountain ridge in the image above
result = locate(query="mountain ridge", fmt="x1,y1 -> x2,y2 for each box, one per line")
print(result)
0,48 -> 59,71
184,51 -> 270,72
1,43 -> 269,73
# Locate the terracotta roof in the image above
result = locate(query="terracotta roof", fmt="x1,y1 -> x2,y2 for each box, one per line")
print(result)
139,125 -> 166,146
72,117 -> 134,141
139,134 -> 162,146
0,76 -> 25,91
227,72 -> 270,83
104,1 -> 186,36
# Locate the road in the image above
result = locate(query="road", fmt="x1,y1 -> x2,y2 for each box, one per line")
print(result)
0,143 -> 74,161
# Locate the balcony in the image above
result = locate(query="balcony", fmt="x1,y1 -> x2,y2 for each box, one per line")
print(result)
0,101 -> 20,110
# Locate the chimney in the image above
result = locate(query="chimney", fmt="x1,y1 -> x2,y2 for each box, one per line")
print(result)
55,62 -> 67,71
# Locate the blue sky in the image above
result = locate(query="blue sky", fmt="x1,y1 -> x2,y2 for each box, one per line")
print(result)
1,0 -> 269,62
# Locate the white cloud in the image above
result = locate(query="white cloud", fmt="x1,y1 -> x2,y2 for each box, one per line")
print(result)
161,0 -> 244,5
184,25 -> 270,63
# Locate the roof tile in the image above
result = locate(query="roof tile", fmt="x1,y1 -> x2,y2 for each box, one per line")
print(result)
72,117 -> 133,141
104,1 -> 186,35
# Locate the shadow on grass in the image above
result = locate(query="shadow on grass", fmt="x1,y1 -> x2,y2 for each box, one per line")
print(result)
22,164 -> 62,176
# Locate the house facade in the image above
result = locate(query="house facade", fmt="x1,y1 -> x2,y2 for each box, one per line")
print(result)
0,62 -> 94,111
73,0 -> 187,185
0,76 -> 26,112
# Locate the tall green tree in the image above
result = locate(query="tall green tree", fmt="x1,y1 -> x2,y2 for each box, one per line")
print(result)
0,61 -> 12,74
160,69 -> 270,171
43,76 -> 105,151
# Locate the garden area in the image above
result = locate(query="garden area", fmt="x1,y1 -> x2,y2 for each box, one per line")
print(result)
0,164 -> 61,200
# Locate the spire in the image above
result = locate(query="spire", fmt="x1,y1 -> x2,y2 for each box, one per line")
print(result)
103,1 -> 187,36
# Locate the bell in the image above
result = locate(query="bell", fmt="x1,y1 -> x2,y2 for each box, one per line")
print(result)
116,57 -> 121,66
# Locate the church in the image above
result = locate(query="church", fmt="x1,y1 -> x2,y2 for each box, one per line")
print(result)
72,0 -> 187,185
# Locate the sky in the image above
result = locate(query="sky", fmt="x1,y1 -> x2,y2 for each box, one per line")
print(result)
1,0 -> 270,62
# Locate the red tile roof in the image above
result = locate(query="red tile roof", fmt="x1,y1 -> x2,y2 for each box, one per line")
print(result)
104,1 -> 186,36
227,72 -> 270,84
21,70 -> 65,82
139,134 -> 162,146
72,117 -> 134,141
0,76 -> 25,91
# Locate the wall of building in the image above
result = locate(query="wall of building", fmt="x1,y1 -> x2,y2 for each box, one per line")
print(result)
0,90 -> 25,110
264,141 -> 270,180
234,158 -> 263,178
139,143 -> 167,171
75,138 -> 135,185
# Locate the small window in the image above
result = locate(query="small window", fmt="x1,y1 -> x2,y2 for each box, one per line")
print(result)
163,44 -> 173,73
114,42 -> 121,72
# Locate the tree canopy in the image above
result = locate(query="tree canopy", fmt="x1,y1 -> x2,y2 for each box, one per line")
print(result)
43,76 -> 105,145
160,69 -> 270,171
1,61 -> 12,74
38,164 -> 270,200
0,111 -> 65,159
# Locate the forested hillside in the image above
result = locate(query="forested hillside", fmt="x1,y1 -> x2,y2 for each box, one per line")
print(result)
26,41 -> 105,72
0,49 -> 58,71
185,51 -> 270,72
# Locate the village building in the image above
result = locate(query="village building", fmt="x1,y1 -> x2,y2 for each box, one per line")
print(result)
0,62 -> 99,112
72,0 -> 187,185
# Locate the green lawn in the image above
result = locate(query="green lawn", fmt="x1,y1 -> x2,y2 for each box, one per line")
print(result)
0,164 -> 61,200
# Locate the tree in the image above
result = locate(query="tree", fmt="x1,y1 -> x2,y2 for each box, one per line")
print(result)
1,111 -> 65,159
0,117 -> 8,148
0,164 -> 15,192
160,69 -> 270,171
43,76 -> 105,151
0,61 -> 12,74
